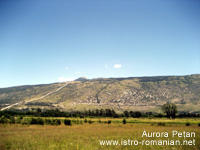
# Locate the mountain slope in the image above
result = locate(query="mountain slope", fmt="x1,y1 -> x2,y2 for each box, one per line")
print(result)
0,74 -> 200,113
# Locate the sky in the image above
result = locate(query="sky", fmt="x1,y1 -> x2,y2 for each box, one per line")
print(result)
0,0 -> 200,88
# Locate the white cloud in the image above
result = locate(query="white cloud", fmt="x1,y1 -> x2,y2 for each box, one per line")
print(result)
114,64 -> 122,68
58,77 -> 75,82
105,64 -> 108,68
76,71 -> 81,74
66,67 -> 69,69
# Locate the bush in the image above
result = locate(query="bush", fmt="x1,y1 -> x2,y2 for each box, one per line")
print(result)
157,122 -> 165,126
157,113 -> 163,118
21,121 -> 29,125
113,114 -> 119,118
52,119 -> 61,125
186,122 -> 190,126
88,120 -> 93,124
71,119 -> 77,124
30,118 -> 37,125
16,117 -> 22,124
123,118 -> 126,124
108,120 -> 111,124
84,119 -> 87,123
37,118 -> 44,125
45,119 -> 52,125
64,119 -> 71,126
10,117 -> 15,124
80,115 -> 84,119
29,118 -> 44,125
57,119 -> 61,125
0,116 -> 9,124
198,123 -> 200,127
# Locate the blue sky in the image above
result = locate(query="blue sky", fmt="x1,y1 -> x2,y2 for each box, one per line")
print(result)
0,0 -> 200,88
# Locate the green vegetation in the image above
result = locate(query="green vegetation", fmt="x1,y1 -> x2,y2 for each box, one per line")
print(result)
123,118 -> 126,124
186,122 -> 191,126
64,119 -> 71,126
162,103 -> 177,119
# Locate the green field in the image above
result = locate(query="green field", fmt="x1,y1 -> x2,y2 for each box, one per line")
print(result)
0,118 -> 200,150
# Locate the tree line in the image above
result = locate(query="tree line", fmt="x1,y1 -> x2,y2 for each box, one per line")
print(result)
0,106 -> 199,119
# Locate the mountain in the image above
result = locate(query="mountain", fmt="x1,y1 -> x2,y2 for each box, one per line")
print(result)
0,74 -> 200,113
74,77 -> 88,81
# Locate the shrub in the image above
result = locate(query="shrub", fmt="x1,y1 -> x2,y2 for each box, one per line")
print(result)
64,119 -> 71,126
80,115 -> 84,119
52,119 -> 61,125
71,119 -> 77,124
198,123 -> 200,127
21,121 -> 29,125
157,113 -> 163,118
29,118 -> 44,125
186,122 -> 190,126
36,118 -> 44,125
10,117 -> 15,124
88,120 -> 93,124
98,119 -> 101,123
45,119 -> 52,125
157,123 -> 165,126
123,118 -> 126,124
15,117 -> 22,124
0,116 -> 9,124
56,119 -> 61,125
76,119 -> 79,124
113,114 -> 119,118
84,119 -> 87,123
108,120 -> 111,124
30,118 -> 37,125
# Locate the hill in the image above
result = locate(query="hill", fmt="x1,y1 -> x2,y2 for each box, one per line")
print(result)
74,77 -> 88,81
0,74 -> 200,113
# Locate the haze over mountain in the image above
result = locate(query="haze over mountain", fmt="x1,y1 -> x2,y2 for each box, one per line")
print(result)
0,74 -> 199,113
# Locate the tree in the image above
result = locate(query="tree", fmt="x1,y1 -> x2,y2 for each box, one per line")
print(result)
36,108 -> 42,114
135,111 -> 142,118
123,110 -> 129,117
99,109 -> 105,117
123,118 -> 126,124
105,109 -> 112,117
95,109 -> 99,116
162,103 -> 177,119
37,117 -> 44,125
64,119 -> 71,126
88,110 -> 92,116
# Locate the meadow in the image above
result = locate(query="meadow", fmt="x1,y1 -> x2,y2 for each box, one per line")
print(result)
0,118 -> 200,150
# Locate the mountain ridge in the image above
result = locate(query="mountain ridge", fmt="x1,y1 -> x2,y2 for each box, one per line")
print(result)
0,74 -> 200,113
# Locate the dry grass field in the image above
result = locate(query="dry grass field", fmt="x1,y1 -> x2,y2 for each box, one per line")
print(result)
0,119 -> 200,150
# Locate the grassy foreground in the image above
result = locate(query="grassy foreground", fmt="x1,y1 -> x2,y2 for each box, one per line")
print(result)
0,121 -> 200,150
